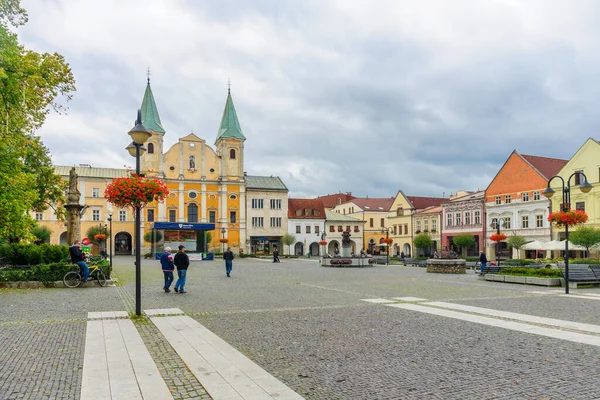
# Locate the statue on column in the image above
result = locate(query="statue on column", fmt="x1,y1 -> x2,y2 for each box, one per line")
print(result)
65,167 -> 86,245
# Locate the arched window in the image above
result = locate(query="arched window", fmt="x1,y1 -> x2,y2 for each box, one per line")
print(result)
147,143 -> 154,154
188,156 -> 196,170
230,149 -> 236,159
187,204 -> 198,222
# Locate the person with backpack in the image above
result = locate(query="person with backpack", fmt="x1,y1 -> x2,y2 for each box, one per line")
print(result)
69,241 -> 89,282
160,247 -> 175,292
223,247 -> 234,277
174,245 -> 190,294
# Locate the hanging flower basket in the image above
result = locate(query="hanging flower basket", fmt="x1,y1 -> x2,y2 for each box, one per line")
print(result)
548,209 -> 588,227
382,238 -> 393,245
318,240 -> 328,246
94,233 -> 106,242
219,238 -> 229,243
490,233 -> 507,242
104,174 -> 169,209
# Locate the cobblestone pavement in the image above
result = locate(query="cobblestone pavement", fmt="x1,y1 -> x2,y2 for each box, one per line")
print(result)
3,256 -> 600,399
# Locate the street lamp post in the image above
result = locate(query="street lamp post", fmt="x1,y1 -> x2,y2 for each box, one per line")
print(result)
320,232 -> 326,256
107,206 -> 113,273
490,217 -> 506,267
221,227 -> 226,253
126,109 -> 151,316
543,173 -> 593,294
381,227 -> 392,265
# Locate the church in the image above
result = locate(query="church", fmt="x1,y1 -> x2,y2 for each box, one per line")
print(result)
38,80 -> 289,255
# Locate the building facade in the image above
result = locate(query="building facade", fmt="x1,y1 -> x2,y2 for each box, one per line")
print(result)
324,210 -> 364,255
287,199 -> 326,256
441,191 -> 485,257
413,205 -> 442,257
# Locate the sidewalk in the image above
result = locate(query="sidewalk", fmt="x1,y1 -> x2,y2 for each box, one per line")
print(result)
81,308 -> 303,400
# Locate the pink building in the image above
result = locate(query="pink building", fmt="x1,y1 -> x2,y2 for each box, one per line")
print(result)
441,191 -> 485,257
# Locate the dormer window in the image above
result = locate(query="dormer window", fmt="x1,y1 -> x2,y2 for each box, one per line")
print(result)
147,143 -> 154,154
305,209 -> 312,216
230,149 -> 236,159
296,209 -> 302,217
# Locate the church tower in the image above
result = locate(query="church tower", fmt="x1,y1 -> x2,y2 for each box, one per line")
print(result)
215,88 -> 245,180
139,77 -> 166,177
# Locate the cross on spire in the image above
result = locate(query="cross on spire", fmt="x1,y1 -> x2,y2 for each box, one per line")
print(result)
147,67 -> 151,84
228,78 -> 231,94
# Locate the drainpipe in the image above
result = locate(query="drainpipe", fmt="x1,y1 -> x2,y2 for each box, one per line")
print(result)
410,208 -> 415,257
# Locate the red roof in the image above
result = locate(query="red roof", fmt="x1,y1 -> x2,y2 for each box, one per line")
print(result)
407,196 -> 446,210
288,198 -> 326,219
351,197 -> 395,212
521,154 -> 568,180
315,193 -> 356,208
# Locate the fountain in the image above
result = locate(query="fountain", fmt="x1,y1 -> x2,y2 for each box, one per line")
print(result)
426,249 -> 466,274
321,230 -> 375,267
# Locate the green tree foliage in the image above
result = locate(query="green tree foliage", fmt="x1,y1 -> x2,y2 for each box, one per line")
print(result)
0,0 -> 75,241
86,225 -> 107,245
452,234 -> 475,257
507,235 -> 527,251
569,226 -> 600,257
143,230 -> 163,243
281,233 -> 296,255
413,233 -> 432,251
31,225 -> 51,244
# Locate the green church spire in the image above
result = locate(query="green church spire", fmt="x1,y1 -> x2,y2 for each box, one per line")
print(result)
215,88 -> 246,144
140,78 -> 165,134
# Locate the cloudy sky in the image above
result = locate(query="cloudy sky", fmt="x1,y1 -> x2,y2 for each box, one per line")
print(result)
17,0 -> 600,198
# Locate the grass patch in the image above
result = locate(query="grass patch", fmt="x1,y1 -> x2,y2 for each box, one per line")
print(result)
499,267 -> 562,278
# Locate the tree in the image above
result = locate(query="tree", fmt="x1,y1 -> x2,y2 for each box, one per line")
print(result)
31,225 -> 51,244
281,233 -> 296,256
452,234 -> 475,257
86,225 -> 107,245
143,230 -> 163,243
0,0 -> 75,242
507,235 -> 527,258
569,226 -> 600,258
413,233 -> 432,256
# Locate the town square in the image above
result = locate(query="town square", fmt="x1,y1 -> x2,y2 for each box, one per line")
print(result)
4,1 -> 600,399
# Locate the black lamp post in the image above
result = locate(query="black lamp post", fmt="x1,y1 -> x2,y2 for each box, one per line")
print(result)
381,227 -> 392,265
221,227 -> 226,253
107,206 -> 113,272
543,172 -> 593,294
490,217 -> 506,267
320,231 -> 326,256
126,110 -> 151,316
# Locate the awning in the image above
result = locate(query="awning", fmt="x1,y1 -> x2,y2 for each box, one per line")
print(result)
152,222 -> 215,231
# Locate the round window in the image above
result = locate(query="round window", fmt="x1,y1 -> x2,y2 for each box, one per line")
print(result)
209,194 -> 216,200
229,194 -> 237,200
169,166 -> 175,171
168,193 -> 177,199
189,192 -> 197,199
209,168 -> 215,173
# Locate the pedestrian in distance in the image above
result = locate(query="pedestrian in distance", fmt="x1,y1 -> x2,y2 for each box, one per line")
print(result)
160,247 -> 175,292
273,247 -> 280,263
174,245 -> 190,294
479,251 -> 488,274
69,241 -> 90,282
223,247 -> 234,277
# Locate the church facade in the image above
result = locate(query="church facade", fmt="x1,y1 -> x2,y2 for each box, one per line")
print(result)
36,80 -> 287,255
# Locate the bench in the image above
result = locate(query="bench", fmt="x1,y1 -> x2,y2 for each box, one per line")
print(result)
560,265 -> 600,288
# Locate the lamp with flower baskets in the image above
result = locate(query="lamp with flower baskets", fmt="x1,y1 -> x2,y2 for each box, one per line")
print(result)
104,173 -> 169,209
382,237 -> 394,245
548,209 -> 588,226
489,233 -> 507,242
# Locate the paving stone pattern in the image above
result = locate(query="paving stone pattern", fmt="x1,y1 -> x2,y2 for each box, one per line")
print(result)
3,256 -> 600,399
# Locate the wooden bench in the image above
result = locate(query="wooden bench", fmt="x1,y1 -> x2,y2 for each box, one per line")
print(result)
560,265 -> 600,288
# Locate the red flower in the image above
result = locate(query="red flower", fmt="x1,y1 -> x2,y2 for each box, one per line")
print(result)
318,240 -> 328,245
490,233 -> 508,242
104,174 -> 169,209
548,209 -> 588,227
382,238 -> 393,245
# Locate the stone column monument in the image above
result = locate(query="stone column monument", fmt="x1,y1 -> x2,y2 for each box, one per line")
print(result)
65,167 -> 87,245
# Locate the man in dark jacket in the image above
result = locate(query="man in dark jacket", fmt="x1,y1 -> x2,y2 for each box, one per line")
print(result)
223,247 -> 234,277
479,252 -> 488,274
69,241 -> 89,281
160,247 -> 175,292
273,247 -> 280,263
174,245 -> 190,293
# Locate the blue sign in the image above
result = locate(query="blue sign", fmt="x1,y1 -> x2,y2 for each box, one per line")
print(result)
152,222 -> 215,231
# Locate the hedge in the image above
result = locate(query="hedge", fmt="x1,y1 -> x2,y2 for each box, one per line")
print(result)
499,267 -> 563,278
0,243 -> 69,265
0,259 -> 111,283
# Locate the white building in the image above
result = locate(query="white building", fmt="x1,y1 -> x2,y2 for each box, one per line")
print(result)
324,210 -> 364,255
287,199 -> 326,256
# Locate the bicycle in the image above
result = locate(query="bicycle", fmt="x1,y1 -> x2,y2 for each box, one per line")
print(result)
63,264 -> 107,288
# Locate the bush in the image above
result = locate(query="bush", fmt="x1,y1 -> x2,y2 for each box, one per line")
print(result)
465,257 -> 479,262
499,267 -> 563,278
0,259 -> 110,282
0,243 -> 69,266
571,258 -> 600,264
505,259 -> 534,266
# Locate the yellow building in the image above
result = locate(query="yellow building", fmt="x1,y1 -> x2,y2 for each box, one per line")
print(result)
35,81 -> 283,254
549,138 -> 600,241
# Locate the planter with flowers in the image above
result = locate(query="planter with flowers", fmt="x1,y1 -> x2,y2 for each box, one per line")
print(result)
219,238 -> 229,243
104,174 -> 169,209
94,233 -> 106,243
382,238 -> 393,245
318,240 -> 328,246
548,209 -> 589,226
490,233 -> 508,242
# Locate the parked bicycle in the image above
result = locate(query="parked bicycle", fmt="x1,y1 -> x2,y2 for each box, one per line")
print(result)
63,264 -> 107,288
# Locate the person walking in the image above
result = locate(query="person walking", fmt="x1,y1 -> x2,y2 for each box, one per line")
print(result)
223,247 -> 234,277
160,247 -> 175,292
479,251 -> 488,274
174,245 -> 190,294
273,247 -> 280,263
69,241 -> 90,282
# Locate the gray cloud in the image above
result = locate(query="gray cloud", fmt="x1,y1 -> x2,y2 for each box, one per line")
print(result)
18,0 -> 600,199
